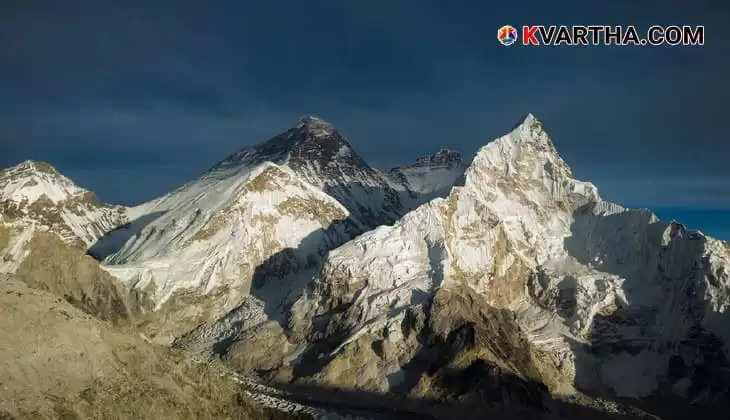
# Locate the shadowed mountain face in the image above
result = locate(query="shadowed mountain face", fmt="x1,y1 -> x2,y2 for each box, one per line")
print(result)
210,116 -> 407,226
2,114 -> 729,419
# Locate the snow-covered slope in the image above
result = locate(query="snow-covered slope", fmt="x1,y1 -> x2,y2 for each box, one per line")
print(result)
106,162 -> 353,307
287,114 -> 730,411
97,117 -> 464,343
0,160 -> 127,249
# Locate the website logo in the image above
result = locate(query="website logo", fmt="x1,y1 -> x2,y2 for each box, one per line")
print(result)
497,25 -> 518,46
500,25 -> 704,47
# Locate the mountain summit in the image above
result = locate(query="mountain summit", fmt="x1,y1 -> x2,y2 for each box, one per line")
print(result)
1,160 -> 82,204
388,148 -> 467,202
411,148 -> 463,167
0,160 -> 126,248
215,116 -> 357,171
206,117 -> 402,223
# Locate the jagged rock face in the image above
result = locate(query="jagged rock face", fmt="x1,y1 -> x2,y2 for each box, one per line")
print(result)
211,116 -> 406,226
289,114 -> 730,413
0,160 -> 127,248
388,149 -> 467,203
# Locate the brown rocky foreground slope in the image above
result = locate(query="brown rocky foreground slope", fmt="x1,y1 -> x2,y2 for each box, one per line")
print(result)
0,277 -> 293,419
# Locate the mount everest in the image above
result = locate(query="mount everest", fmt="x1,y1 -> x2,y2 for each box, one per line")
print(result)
1,114 -> 729,419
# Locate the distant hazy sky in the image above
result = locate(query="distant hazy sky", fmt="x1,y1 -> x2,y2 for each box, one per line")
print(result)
1,1 -> 728,237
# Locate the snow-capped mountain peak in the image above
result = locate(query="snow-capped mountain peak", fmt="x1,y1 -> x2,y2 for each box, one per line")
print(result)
0,160 -> 84,204
403,149 -> 463,169
277,117 -> 364,173
0,160 -> 127,249
388,148 -> 467,201
209,117 -> 366,182
508,112 -> 560,153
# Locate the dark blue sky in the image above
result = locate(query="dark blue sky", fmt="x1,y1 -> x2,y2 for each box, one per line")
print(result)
1,1 -> 729,238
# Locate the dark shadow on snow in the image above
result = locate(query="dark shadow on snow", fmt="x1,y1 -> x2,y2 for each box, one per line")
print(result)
87,211 -> 167,260
562,203 -> 730,419
245,179 -> 457,329
281,285 -> 645,420
247,214 -> 361,325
